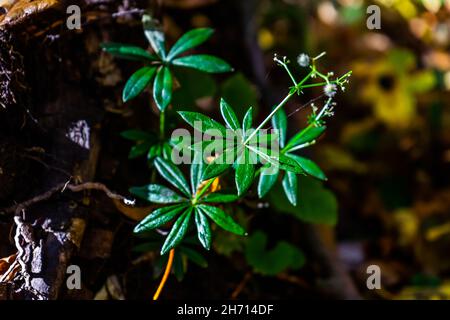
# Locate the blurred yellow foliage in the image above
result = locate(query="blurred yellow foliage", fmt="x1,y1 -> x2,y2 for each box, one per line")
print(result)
353,49 -> 435,129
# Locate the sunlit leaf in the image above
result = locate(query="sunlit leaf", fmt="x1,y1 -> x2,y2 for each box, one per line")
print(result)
288,154 -> 327,181
201,193 -> 239,203
194,208 -> 212,250
122,67 -> 156,102
101,43 -> 157,61
130,184 -> 187,204
168,28 -> 214,60
153,66 -> 173,111
235,148 -> 255,196
154,157 -> 191,196
134,204 -> 187,233
198,204 -> 246,236
178,111 -> 227,135
172,55 -> 232,73
282,171 -> 298,206
142,14 -> 166,59
161,207 -> 193,255
284,125 -> 326,151
272,108 -> 287,148
220,98 -> 240,130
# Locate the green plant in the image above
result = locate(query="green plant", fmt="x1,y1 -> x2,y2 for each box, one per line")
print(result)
102,14 -> 232,162
103,15 -> 351,299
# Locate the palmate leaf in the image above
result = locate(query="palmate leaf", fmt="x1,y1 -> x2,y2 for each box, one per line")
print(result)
220,98 -> 240,130
172,55 -> 232,73
101,43 -> 157,61
287,154 -> 327,181
128,141 -> 152,159
235,148 -> 255,196
148,142 -> 172,162
194,208 -> 212,250
198,204 -> 246,236
202,147 -> 237,180
178,111 -> 227,135
130,184 -> 187,204
190,150 -> 205,194
161,207 -> 193,255
255,108 -> 328,202
282,171 -> 298,206
200,193 -> 239,203
272,108 -> 287,148
122,66 -> 156,102
134,204 -> 187,233
154,157 -> 191,197
242,107 -> 253,133
142,14 -> 166,59
167,28 -> 214,60
153,66 -> 173,111
284,125 -> 326,151
257,164 -> 279,198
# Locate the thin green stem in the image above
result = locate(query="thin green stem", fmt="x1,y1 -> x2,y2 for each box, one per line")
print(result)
274,56 -> 297,86
160,110 -> 165,139
282,63 -> 297,86
298,70 -> 314,87
244,91 -> 295,145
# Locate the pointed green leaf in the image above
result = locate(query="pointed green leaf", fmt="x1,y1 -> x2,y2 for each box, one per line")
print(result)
129,141 -> 152,159
198,205 -> 245,235
142,14 -> 166,58
251,146 -> 303,174
161,142 -> 173,160
154,157 -> 191,197
167,28 -> 214,60
201,193 -> 239,203
161,208 -> 193,255
268,176 -> 337,225
147,144 -> 162,161
190,150 -> 205,194
179,246 -> 208,267
101,43 -> 157,61
282,171 -> 298,206
202,148 -> 237,180
172,55 -> 232,73
220,98 -> 240,130
194,208 -> 212,250
257,164 -> 279,198
272,108 -> 287,148
134,204 -> 187,233
130,184 -> 186,203
153,66 -> 173,111
245,231 -> 305,276
235,148 -> 255,196
122,67 -> 156,102
178,111 -> 227,135
279,154 -> 305,174
288,154 -> 327,181
242,107 -> 253,132
285,126 -> 326,150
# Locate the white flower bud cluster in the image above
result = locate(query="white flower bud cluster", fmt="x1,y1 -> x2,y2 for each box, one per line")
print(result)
323,83 -> 337,97
297,53 -> 310,67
